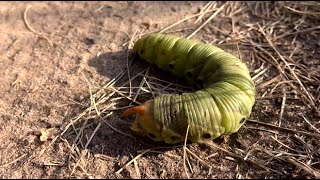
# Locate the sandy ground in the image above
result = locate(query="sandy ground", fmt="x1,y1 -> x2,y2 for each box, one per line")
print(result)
0,1 -> 319,179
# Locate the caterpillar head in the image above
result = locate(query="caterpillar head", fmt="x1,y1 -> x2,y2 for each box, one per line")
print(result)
123,99 -> 164,142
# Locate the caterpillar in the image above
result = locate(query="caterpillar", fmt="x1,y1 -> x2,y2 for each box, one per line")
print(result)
123,33 -> 255,144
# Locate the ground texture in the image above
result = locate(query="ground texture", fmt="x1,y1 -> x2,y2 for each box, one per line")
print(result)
0,1 -> 319,179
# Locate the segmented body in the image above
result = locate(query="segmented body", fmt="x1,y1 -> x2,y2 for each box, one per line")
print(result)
126,33 -> 255,144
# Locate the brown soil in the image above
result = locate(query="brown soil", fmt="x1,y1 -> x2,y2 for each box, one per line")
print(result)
0,1 -> 319,179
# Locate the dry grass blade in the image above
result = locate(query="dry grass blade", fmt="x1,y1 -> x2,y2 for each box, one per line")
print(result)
256,75 -> 280,90
194,1 -> 215,24
29,1 -> 320,179
126,30 -> 139,98
84,122 -> 102,149
299,114 -> 320,134
258,25 -> 318,115
83,74 -> 100,116
278,88 -> 286,128
43,161 -> 65,166
39,73 -> 119,156
183,125 -> 190,179
252,67 -> 268,81
247,119 -> 320,138
115,149 -> 150,175
244,126 -> 280,135
130,68 -> 150,106
203,141 -> 282,174
133,155 -> 141,178
285,6 -> 320,15
187,4 -> 225,39
286,157 -> 320,178
23,5 -> 53,46
270,136 -> 310,154
159,8 -> 218,33
185,148 -> 212,169
23,5 -> 38,34
0,153 -> 27,168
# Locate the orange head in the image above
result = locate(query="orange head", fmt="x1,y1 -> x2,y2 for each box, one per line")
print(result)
123,99 -> 164,142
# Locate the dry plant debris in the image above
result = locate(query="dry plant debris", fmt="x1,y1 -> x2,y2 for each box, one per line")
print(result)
1,1 -> 319,179
52,1 -> 319,178
33,127 -> 59,142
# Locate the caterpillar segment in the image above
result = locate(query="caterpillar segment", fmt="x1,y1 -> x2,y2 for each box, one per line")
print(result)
123,33 -> 256,144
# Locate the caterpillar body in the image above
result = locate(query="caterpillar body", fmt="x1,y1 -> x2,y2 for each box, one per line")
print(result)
123,33 -> 255,144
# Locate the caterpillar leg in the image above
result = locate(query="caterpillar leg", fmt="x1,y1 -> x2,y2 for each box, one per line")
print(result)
123,99 -> 164,142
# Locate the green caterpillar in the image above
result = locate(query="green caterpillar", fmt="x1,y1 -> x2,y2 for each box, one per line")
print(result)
123,33 -> 255,144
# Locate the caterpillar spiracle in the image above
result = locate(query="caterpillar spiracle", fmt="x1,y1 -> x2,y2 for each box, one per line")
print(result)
123,33 -> 256,144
